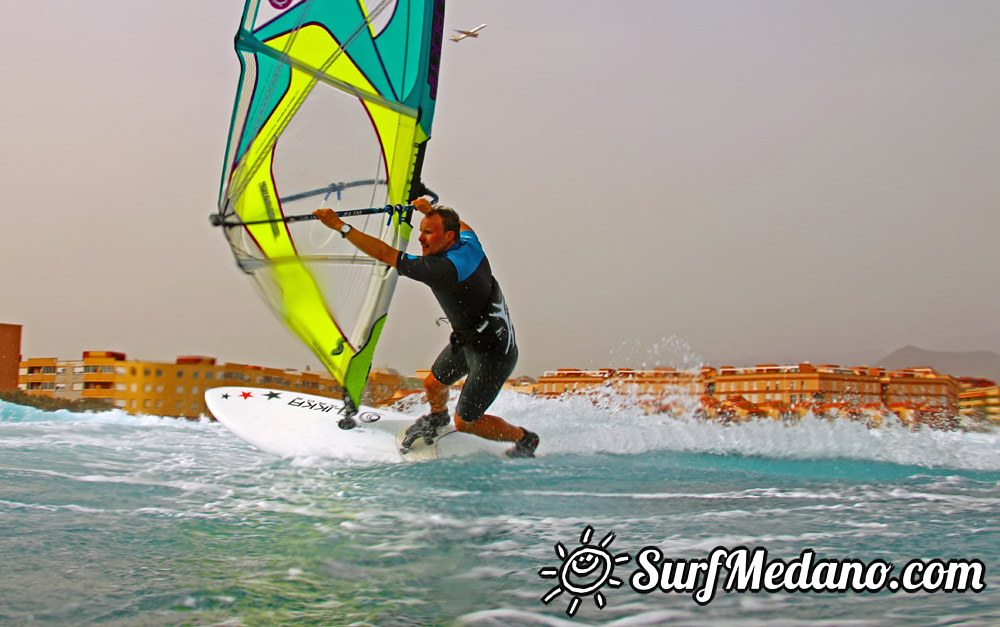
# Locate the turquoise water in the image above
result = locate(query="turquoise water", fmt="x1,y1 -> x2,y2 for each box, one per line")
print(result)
1,392 -> 998,626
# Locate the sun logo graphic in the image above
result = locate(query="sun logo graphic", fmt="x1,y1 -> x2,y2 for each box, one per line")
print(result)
538,526 -> 631,617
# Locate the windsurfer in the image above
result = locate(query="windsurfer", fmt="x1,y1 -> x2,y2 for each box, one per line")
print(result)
314,198 -> 539,458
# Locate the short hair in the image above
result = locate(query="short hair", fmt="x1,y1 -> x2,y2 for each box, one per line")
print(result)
426,205 -> 461,236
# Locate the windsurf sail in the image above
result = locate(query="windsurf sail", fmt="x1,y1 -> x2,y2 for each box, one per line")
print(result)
214,0 -> 445,410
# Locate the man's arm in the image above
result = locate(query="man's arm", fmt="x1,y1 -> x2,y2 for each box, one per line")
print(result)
313,208 -> 400,267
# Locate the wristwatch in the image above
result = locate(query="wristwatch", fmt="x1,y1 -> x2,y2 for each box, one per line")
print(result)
339,224 -> 352,238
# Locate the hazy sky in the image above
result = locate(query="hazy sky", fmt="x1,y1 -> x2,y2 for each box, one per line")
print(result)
2,0 -> 998,378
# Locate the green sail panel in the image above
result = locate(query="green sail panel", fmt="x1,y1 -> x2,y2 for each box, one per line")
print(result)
216,0 -> 444,406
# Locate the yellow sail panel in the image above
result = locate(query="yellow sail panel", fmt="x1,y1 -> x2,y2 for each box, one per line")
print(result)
272,260 -> 357,381
216,0 -> 445,407
364,103 -> 419,205
232,151 -> 295,258
232,25 -> 381,226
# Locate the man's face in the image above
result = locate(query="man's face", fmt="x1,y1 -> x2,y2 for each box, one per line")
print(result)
418,214 -> 456,256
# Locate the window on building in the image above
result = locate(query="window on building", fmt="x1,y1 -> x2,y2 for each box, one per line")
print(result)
176,386 -> 184,394
156,369 -> 162,377
177,371 -> 184,378
144,383 -> 152,393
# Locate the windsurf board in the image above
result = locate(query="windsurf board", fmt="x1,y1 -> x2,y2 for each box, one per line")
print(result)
204,386 -> 509,462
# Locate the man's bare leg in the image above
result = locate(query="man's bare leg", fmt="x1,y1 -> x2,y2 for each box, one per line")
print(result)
423,371 -> 536,456
425,372 -> 523,441
423,371 -> 451,414
455,413 -> 524,442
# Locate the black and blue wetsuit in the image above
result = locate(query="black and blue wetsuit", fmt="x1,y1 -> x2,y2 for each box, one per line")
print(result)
396,231 -> 517,422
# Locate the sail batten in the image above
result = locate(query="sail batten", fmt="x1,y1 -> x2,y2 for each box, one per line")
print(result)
215,0 -> 444,406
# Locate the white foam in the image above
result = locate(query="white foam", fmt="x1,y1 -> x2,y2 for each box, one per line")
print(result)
4,392 -> 999,471
481,390 -> 1000,472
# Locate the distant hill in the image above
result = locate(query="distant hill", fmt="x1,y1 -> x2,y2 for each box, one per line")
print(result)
877,346 -> 1000,383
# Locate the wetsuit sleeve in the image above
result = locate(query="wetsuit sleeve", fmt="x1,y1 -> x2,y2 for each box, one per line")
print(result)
396,251 -> 458,288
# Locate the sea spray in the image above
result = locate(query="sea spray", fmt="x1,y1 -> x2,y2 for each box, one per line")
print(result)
2,394 -> 998,624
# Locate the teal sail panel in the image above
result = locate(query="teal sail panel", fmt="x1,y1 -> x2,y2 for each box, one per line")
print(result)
215,0 -> 445,406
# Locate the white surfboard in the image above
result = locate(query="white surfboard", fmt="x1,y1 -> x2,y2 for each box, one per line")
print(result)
204,386 -> 509,462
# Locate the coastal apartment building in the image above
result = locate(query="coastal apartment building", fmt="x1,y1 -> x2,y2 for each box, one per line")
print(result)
534,368 -> 618,398
535,367 -> 712,413
881,367 -> 961,413
534,363 -> 967,425
0,323 -> 22,391
958,380 -> 1000,421
712,363 -> 885,407
19,351 -> 404,419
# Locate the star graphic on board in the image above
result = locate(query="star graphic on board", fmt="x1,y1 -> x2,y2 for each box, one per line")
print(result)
265,391 -> 281,400
221,393 -> 230,400
240,391 -> 253,399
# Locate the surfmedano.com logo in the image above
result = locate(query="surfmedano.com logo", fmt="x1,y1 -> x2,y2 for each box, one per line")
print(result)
538,525 -> 986,618
538,526 -> 631,616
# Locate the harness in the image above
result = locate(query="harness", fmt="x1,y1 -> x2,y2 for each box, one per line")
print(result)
448,278 -> 500,349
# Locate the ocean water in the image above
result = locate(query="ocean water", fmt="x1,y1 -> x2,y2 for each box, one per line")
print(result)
1,392 -> 998,626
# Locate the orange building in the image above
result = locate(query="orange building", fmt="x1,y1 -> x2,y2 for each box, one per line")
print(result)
609,368 -> 709,397
0,323 -> 22,391
534,367 -> 710,415
18,351 -> 401,419
882,368 -> 959,412
367,368 -> 404,406
535,369 -> 617,398
19,357 -> 59,394
712,363 -> 885,408
533,362 -> 961,427
958,380 -> 1000,425
608,367 -> 712,414
538,363 -> 887,410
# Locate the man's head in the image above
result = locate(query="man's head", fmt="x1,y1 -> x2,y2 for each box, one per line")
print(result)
418,206 -> 461,256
